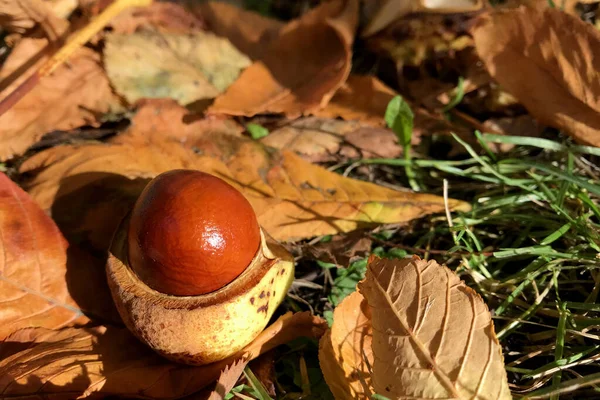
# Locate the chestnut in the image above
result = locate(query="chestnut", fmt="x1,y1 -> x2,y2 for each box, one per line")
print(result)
127,169 -> 261,296
106,170 -> 294,365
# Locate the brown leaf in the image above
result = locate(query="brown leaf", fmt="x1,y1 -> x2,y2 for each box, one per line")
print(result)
0,312 -> 325,399
204,358 -> 249,400
0,44 -> 123,161
0,0 -> 68,39
196,1 -> 283,60
358,256 -> 511,399
208,0 -> 358,117
472,5 -> 600,147
20,101 -> 469,245
305,230 -> 372,267
104,30 -> 251,105
319,291 -> 373,399
309,75 -> 471,158
312,75 -> 395,126
0,173 -> 89,340
246,351 -> 278,397
260,117 -> 401,163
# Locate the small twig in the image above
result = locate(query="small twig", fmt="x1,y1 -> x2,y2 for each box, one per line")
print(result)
0,0 -> 153,117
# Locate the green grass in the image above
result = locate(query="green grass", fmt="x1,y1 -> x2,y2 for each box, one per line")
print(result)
271,131 -> 600,399
358,133 -> 600,398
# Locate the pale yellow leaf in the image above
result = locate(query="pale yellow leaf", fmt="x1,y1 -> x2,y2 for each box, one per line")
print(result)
104,30 -> 251,105
358,256 -> 511,400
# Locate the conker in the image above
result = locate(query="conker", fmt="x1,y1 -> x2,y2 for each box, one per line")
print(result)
127,169 -> 261,296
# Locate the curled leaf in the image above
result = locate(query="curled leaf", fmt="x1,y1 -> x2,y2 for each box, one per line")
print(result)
319,291 -> 373,399
472,5 -> 600,147
197,1 -> 283,60
209,0 -> 358,117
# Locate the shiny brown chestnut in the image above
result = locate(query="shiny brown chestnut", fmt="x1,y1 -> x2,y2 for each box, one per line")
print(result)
127,169 -> 261,296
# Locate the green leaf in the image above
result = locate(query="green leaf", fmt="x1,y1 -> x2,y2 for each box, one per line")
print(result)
442,76 -> 465,112
384,95 -> 414,147
247,123 -> 270,140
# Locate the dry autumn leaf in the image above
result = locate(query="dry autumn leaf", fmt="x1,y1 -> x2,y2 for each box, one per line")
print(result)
0,173 -> 89,339
319,291 -> 373,399
104,30 -> 251,105
310,75 -> 474,156
208,0 -> 358,117
357,256 -> 511,399
472,5 -> 600,147
260,117 -> 402,162
312,75 -> 396,127
0,43 -> 124,161
197,1 -> 284,60
0,312 -> 326,399
20,101 -> 468,247
204,358 -> 250,400
0,0 -> 68,40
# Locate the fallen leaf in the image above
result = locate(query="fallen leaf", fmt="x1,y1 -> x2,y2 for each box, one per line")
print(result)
472,5 -> 600,147
0,45 -> 123,161
21,101 -> 469,245
482,115 -> 542,152
341,126 -> 404,159
204,358 -> 249,400
319,291 -> 373,399
246,351 -> 278,397
260,117 -> 387,163
358,256 -> 511,399
0,173 -> 89,339
307,75 -> 472,158
0,0 -> 68,40
209,0 -> 358,117
305,230 -> 372,267
104,30 -> 251,105
0,312 -> 325,399
313,75 -> 395,127
108,2 -> 205,34
196,1 -> 283,60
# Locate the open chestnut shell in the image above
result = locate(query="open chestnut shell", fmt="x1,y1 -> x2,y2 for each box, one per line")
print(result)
106,213 -> 294,365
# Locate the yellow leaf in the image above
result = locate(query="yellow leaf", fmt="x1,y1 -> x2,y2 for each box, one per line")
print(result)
21,100 -> 469,246
472,5 -> 600,147
357,256 -> 511,399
